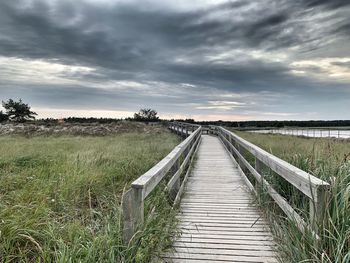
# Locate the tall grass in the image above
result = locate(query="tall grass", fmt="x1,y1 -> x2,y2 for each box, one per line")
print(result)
235,131 -> 350,263
0,131 -> 180,262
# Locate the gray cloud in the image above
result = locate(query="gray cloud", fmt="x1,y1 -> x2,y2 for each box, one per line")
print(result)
0,0 -> 349,120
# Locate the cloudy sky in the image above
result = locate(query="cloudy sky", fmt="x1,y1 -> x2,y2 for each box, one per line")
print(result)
0,0 -> 349,120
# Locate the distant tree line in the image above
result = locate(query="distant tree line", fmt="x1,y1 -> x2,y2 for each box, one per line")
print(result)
0,99 -> 349,127
0,101 -> 162,124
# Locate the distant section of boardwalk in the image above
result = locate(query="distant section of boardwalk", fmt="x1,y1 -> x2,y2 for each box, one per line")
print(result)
164,135 -> 277,263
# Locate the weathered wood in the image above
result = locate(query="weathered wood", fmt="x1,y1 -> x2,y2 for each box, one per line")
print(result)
174,136 -> 202,206
217,127 -> 329,237
168,159 -> 181,200
122,123 -> 201,244
122,187 -> 144,244
165,135 -> 277,262
167,132 -> 201,192
219,132 -> 311,233
218,127 -> 329,200
218,133 -> 255,193
132,127 -> 201,198
310,185 -> 329,229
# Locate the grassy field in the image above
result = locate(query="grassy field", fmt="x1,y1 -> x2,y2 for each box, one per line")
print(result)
235,131 -> 350,263
0,130 -> 181,262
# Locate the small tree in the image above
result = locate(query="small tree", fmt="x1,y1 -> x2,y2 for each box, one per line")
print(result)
2,99 -> 37,122
0,110 -> 8,123
134,108 -> 159,122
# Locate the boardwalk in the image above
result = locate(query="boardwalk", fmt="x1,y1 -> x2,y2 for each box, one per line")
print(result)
123,124 -> 329,263
164,135 -> 277,263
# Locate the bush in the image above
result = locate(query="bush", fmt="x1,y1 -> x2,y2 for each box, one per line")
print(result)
2,99 -> 37,122
0,110 -> 8,122
134,109 -> 159,122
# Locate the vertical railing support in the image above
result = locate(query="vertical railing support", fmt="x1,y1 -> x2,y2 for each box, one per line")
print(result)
122,187 -> 144,244
255,158 -> 264,188
169,159 -> 181,200
238,144 -> 247,172
309,185 -> 329,230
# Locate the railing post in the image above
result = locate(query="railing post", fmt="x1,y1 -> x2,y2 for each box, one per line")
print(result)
255,158 -> 264,189
122,187 -> 144,244
238,144 -> 249,174
169,159 -> 181,200
309,185 -> 328,231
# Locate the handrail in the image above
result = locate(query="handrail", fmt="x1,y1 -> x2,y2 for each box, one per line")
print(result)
122,122 -> 330,244
216,126 -> 329,233
122,122 -> 202,243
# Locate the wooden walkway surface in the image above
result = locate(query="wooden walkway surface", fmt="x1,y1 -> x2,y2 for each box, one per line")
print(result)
164,135 -> 277,263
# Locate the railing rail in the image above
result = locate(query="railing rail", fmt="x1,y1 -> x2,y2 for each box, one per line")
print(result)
216,126 -> 329,234
122,122 -> 201,243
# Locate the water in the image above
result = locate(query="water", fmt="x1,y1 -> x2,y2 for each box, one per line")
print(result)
249,129 -> 350,139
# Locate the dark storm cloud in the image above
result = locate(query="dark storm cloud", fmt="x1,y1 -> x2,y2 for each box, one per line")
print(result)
0,1 -> 322,64
302,0 -> 350,9
0,0 -> 349,119
0,0 -> 347,66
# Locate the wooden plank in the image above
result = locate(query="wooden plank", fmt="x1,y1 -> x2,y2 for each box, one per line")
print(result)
179,226 -> 271,233
172,247 -> 276,257
165,135 -> 277,262
180,210 -> 262,216
177,233 -> 273,241
179,215 -> 264,222
179,221 -> 269,229
180,214 -> 262,220
175,237 -> 274,246
165,252 -> 277,262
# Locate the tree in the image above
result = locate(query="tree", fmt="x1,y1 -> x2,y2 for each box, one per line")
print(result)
2,99 -> 37,122
134,108 -> 159,122
0,110 -> 8,122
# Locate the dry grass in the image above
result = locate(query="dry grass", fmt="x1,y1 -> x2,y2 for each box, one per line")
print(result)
0,129 -> 180,262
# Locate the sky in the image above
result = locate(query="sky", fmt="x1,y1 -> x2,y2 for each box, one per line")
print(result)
0,0 -> 349,121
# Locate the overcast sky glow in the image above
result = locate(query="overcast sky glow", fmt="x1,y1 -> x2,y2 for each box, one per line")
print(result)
0,0 -> 349,121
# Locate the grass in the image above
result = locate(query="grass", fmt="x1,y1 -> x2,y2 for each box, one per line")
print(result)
0,130 -> 181,262
234,131 -> 350,263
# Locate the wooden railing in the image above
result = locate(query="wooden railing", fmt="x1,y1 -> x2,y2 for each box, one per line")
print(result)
168,122 -> 217,136
216,127 -> 330,234
168,121 -> 200,137
122,122 -> 201,243
122,122 -> 330,243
